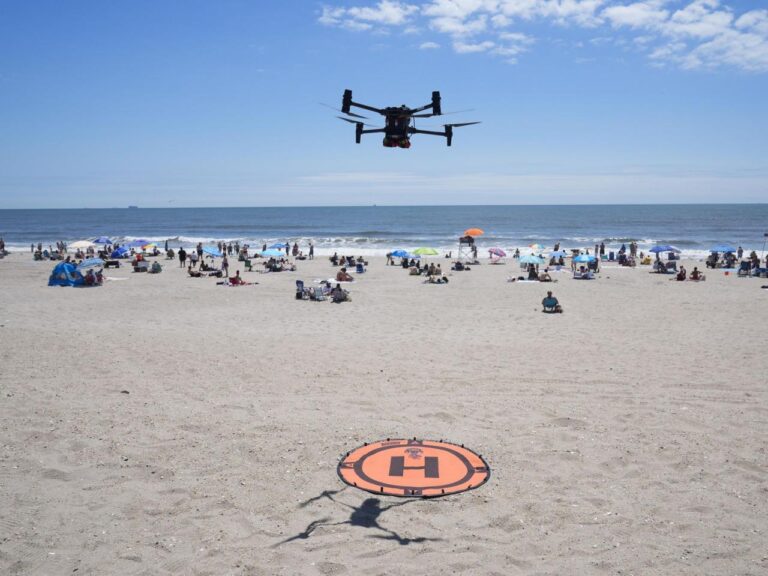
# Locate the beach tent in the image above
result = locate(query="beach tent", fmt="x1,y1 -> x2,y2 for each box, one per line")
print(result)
111,246 -> 130,258
48,262 -> 84,287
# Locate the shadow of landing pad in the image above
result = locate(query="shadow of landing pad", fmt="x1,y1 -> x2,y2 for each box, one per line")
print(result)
274,488 -> 441,546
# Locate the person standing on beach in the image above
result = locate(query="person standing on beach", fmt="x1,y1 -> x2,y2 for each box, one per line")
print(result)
309,242 -> 314,260
600,242 -> 605,256
222,255 -> 229,277
285,243 -> 290,257
178,247 -> 187,267
196,242 -> 203,262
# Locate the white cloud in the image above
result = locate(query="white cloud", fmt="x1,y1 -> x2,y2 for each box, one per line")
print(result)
419,41 -> 442,48
318,0 -> 768,71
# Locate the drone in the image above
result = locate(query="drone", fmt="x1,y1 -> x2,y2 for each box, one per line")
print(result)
334,89 -> 479,148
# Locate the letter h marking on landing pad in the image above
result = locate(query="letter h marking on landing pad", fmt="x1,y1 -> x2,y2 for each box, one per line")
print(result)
388,456 -> 439,478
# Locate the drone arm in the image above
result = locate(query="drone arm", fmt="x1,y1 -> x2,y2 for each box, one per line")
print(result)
349,101 -> 384,114
408,128 -> 446,137
360,128 -> 385,135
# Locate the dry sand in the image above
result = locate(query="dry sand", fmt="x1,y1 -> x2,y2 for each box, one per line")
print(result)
1,252 -> 766,575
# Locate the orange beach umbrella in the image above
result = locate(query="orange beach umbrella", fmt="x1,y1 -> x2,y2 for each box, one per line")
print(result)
463,228 -> 484,237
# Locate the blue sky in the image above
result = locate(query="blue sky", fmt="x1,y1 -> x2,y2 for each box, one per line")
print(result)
0,0 -> 766,207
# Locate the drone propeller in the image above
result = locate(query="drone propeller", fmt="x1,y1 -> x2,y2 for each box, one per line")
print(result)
445,121 -> 481,128
411,108 -> 475,118
321,103 -> 368,119
336,116 -> 381,128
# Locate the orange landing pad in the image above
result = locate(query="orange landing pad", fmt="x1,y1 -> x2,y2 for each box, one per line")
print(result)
338,438 -> 490,498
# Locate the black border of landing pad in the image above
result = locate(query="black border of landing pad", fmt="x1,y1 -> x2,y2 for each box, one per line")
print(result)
337,438 -> 491,499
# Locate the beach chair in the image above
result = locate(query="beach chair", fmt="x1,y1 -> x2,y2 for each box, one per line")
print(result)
664,262 -> 677,274
356,263 -> 366,274
310,286 -> 326,301
133,261 -> 149,273
244,259 -> 252,272
542,297 -> 561,313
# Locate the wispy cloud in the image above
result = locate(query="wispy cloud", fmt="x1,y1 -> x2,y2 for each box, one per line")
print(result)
419,40 -> 441,48
318,1 -> 768,71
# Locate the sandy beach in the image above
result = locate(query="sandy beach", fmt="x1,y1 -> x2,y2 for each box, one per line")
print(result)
1,252 -> 766,575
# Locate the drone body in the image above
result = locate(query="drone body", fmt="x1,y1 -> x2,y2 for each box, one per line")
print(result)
336,89 -> 479,148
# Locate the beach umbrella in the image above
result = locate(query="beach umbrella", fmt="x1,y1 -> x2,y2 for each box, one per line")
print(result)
528,243 -> 545,251
70,240 -> 95,250
111,247 -> 129,258
463,228 -> 484,237
202,246 -> 222,257
127,239 -> 149,248
413,247 -> 439,256
391,249 -> 409,258
710,244 -> 736,253
93,236 -> 113,244
573,254 -> 596,263
77,258 -> 104,269
141,243 -> 157,251
519,254 -> 544,264
488,247 -> 506,257
649,245 -> 680,254
260,249 -> 284,258
549,250 -> 568,258
269,242 -> 287,249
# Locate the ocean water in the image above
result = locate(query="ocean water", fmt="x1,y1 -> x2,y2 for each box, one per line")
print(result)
1,205 -> 766,258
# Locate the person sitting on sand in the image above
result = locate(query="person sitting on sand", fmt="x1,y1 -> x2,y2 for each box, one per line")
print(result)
230,270 -> 244,285
331,283 -> 349,303
542,291 -> 563,313
676,265 -> 687,281
336,267 -> 354,282
84,269 -> 96,286
329,253 -> 339,266
188,265 -> 202,278
690,267 -> 705,281
539,268 -> 552,282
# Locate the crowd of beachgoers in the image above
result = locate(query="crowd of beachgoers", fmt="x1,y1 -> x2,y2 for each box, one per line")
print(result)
7,228 -> 766,310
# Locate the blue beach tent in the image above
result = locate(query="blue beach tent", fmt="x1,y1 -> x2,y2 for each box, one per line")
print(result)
202,246 -> 222,257
48,262 -> 84,287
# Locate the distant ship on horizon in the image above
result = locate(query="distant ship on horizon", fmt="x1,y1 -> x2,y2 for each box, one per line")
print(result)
128,205 -> 138,209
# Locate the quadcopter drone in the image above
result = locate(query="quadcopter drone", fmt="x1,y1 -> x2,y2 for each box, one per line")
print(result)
334,89 -> 479,148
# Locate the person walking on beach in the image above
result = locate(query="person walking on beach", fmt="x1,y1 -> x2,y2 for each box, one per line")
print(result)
285,242 -> 290,257
309,242 -> 314,260
178,247 -> 187,267
222,255 -> 229,277
599,242 -> 605,256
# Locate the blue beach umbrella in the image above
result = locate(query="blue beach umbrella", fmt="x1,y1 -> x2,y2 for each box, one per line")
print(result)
127,239 -> 149,248
78,258 -> 104,269
269,242 -> 287,249
649,245 -> 680,254
260,249 -> 284,258
111,246 -> 130,258
573,254 -> 596,263
549,250 -> 568,258
710,244 -> 736,253
391,249 -> 409,258
202,246 -> 222,257
93,236 -> 113,244
519,254 -> 545,264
